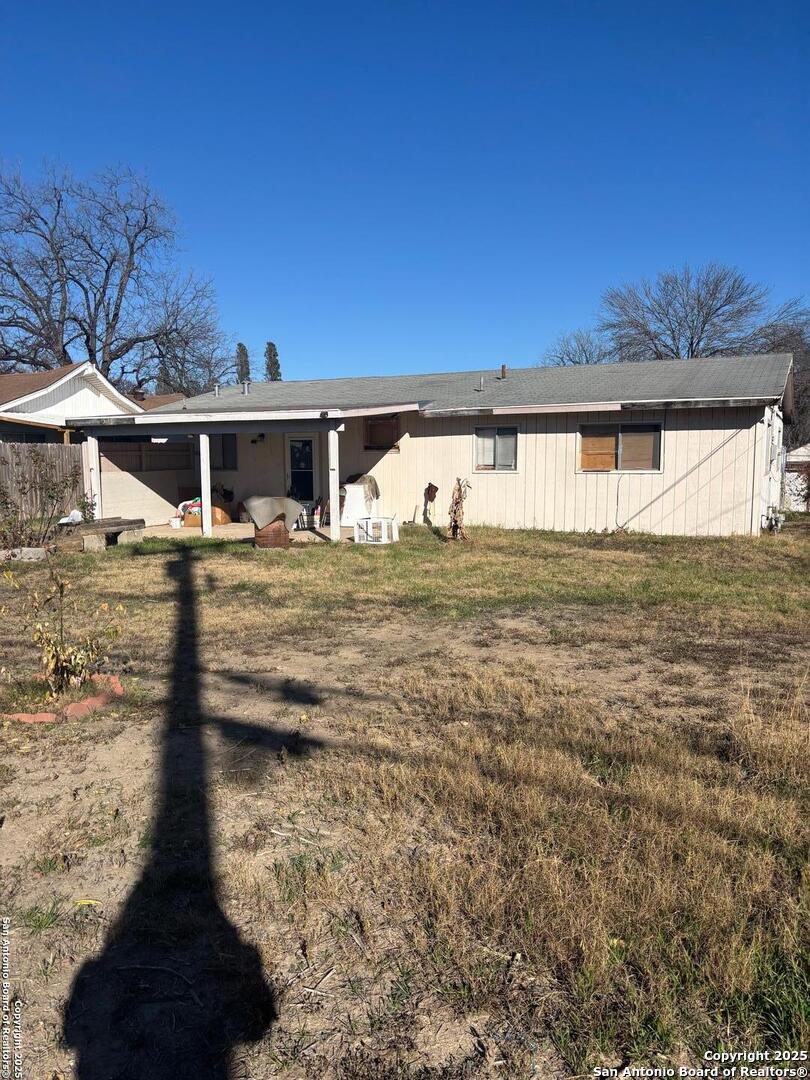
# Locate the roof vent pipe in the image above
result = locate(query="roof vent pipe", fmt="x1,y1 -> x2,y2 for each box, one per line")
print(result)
242,380 -> 250,395
500,363 -> 507,379
476,375 -> 484,392
213,383 -> 220,397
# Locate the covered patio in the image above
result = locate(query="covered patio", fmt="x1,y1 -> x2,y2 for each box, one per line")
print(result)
72,413 -> 362,543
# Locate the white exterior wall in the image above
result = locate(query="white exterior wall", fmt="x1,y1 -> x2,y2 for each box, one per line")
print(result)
338,405 -> 769,537
9,375 -> 138,422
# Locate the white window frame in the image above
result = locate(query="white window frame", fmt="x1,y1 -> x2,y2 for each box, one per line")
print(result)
473,425 -> 520,474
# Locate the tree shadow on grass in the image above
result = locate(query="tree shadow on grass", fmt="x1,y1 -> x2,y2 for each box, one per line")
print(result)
63,547 -> 322,1078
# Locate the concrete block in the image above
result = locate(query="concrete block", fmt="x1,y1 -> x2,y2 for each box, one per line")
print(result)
0,547 -> 49,561
82,534 -> 107,553
116,528 -> 144,545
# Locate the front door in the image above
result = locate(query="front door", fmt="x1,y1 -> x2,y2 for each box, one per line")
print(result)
286,436 -> 318,502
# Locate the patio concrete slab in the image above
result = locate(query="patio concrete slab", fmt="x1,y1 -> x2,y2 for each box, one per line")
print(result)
142,523 -> 354,543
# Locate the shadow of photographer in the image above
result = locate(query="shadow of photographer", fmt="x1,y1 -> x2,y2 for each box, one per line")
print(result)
63,547 -> 322,1078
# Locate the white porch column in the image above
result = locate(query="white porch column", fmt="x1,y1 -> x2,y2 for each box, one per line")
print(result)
328,424 -> 341,542
199,432 -> 213,537
84,435 -> 103,519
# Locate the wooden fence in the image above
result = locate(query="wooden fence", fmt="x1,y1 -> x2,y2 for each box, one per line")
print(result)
0,441 -> 85,518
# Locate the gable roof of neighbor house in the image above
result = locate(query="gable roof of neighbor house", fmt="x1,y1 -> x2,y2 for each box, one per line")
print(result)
128,391 -> 185,410
0,366 -> 78,407
0,361 -> 143,418
148,352 -> 794,419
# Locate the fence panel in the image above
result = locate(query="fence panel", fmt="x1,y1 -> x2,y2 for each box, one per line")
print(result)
0,441 -> 85,518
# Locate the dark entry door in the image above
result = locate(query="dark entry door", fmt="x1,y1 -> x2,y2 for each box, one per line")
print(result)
287,437 -> 315,501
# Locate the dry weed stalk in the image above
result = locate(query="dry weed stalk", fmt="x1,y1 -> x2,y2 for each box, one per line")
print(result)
448,477 -> 471,541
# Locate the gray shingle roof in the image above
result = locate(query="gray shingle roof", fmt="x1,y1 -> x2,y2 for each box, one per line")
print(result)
154,353 -> 793,416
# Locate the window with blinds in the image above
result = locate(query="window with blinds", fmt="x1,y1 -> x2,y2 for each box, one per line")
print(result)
101,438 -> 193,473
475,427 -> 518,471
579,424 -> 661,472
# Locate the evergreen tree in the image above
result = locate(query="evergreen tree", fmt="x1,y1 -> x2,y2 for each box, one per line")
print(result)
235,342 -> 250,383
155,359 -> 172,394
264,341 -> 281,381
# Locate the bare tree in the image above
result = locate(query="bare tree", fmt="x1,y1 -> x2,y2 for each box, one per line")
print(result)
598,263 -> 802,362
0,166 -> 230,391
543,329 -> 613,366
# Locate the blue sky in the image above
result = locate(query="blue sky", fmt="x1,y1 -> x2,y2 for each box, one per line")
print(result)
3,1 -> 808,380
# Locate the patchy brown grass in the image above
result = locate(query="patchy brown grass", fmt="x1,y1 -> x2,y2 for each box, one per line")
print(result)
0,526 -> 807,1077
329,660 -> 809,1072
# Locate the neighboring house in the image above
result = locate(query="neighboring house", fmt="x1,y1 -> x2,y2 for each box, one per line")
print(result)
128,390 -> 186,411
0,363 -> 142,441
67,352 -> 794,540
783,442 -> 810,512
0,362 -> 142,502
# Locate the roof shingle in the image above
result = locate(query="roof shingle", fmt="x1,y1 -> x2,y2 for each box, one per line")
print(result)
152,353 -> 793,416
0,366 -> 77,407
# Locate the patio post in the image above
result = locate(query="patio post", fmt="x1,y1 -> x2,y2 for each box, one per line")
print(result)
85,435 -> 103,519
199,432 -> 213,537
328,424 -> 341,542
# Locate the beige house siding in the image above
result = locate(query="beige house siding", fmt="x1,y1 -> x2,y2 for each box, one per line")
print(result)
338,406 -> 767,537
96,405 -> 772,536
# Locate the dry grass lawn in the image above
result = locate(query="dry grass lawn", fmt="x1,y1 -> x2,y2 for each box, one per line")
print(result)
0,526 -> 808,1078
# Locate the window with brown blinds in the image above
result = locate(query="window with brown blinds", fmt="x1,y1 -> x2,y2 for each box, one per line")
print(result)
580,427 -> 618,471
619,425 -> 660,470
579,424 -> 661,472
364,415 -> 399,450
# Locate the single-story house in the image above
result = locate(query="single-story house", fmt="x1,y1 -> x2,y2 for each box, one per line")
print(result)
63,352 -> 793,540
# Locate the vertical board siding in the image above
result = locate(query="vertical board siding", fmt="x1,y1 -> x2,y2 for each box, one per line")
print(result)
338,406 -> 765,537
12,377 -> 134,421
94,405 -> 769,537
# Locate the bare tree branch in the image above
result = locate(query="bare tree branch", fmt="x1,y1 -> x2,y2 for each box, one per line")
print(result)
543,329 -> 613,366
598,263 -> 771,360
0,166 -> 229,391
